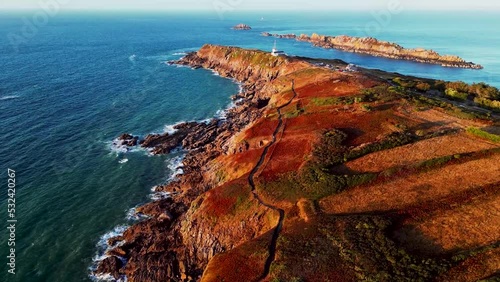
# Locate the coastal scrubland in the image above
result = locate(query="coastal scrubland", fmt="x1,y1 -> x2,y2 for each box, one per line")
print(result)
97,45 -> 500,282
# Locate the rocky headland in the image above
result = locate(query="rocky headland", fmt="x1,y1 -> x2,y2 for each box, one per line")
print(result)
96,44 -> 500,282
262,32 -> 484,69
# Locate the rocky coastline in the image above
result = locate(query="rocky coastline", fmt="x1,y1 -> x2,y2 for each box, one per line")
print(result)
95,45 -> 307,281
95,44 -> 499,282
262,32 -> 483,69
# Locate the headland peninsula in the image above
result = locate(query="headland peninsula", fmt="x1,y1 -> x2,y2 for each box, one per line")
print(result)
262,32 -> 483,69
96,44 -> 500,282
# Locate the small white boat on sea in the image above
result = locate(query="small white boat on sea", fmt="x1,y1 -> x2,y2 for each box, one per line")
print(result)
271,40 -> 285,57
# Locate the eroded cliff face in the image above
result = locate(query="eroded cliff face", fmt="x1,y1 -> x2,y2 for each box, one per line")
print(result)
177,44 -> 311,95
96,45 -> 312,281
262,32 -> 483,69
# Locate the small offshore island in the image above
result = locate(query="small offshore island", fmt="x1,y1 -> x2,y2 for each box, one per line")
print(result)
262,32 -> 484,69
95,44 -> 500,282
232,24 -> 252,30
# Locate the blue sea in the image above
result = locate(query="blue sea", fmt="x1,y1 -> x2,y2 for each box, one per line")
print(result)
0,10 -> 499,282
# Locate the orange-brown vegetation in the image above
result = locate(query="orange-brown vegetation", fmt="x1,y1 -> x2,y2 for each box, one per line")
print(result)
108,45 -> 500,282
190,47 -> 500,281
395,184 -> 500,255
437,247 -> 500,282
201,233 -> 271,282
319,152 -> 500,214
344,133 -> 497,173
266,218 -> 357,282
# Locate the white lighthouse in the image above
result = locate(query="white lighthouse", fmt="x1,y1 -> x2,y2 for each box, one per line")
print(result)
271,40 -> 285,57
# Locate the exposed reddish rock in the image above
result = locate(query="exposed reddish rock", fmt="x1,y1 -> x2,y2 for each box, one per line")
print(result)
107,236 -> 124,247
263,32 -> 483,69
118,133 -> 139,146
95,256 -> 124,280
232,24 -> 251,30
107,247 -> 127,257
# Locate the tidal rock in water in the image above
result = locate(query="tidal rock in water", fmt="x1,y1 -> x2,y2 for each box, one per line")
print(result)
232,24 -> 251,30
118,133 -> 139,146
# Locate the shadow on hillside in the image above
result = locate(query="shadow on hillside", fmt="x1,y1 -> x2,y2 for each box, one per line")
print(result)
481,125 -> 500,135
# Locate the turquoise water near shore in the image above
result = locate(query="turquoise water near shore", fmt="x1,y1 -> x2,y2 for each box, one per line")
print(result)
0,10 -> 499,282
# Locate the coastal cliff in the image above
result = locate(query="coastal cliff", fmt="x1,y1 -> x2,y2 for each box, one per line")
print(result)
96,45 -> 315,281
96,44 -> 500,282
262,32 -> 483,69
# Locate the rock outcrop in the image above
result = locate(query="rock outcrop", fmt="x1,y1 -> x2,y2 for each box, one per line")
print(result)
95,256 -> 124,280
118,133 -> 139,146
262,32 -> 483,69
232,24 -> 251,30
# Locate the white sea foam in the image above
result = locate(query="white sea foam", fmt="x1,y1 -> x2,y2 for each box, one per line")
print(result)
89,225 -> 129,282
125,207 -> 150,221
96,225 -> 128,250
163,122 -> 183,135
107,139 -> 142,155
90,273 -> 128,282
214,99 -> 238,120
89,224 -> 130,281
198,118 -> 212,124
125,207 -> 138,221
172,52 -> 187,56
149,191 -> 172,201
118,158 -> 128,164
128,54 -> 137,62
0,95 -> 20,101
237,82 -> 244,93
167,155 -> 185,180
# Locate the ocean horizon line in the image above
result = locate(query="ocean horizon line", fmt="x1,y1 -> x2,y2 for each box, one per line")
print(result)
1,8 -> 500,13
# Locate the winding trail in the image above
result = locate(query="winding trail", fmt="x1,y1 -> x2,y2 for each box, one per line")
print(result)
247,80 -> 298,281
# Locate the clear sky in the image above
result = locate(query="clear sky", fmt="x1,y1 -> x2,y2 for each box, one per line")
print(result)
1,0 -> 499,11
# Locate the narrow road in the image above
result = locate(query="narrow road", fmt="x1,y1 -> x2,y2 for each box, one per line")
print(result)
247,80 -> 298,281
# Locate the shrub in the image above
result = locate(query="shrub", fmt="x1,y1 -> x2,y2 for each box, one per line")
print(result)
320,217 -> 451,281
313,129 -> 348,167
469,82 -> 500,100
312,97 -> 341,106
415,130 -> 426,137
474,97 -> 500,111
432,80 -> 447,91
354,97 -> 363,103
445,88 -> 468,101
361,104 -> 372,112
416,82 -> 431,92
345,132 -> 415,161
446,81 -> 469,93
466,127 -> 500,143
393,77 -> 416,88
